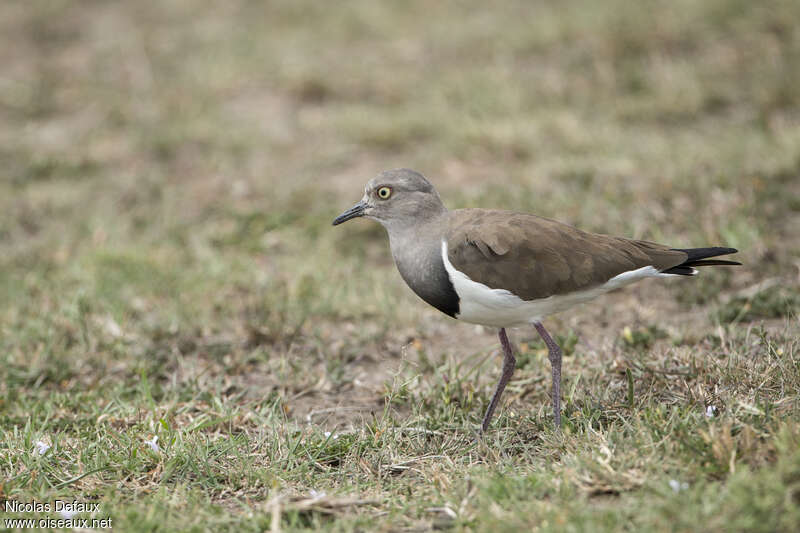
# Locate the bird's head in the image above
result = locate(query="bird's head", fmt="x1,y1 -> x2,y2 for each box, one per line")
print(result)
332,168 -> 446,230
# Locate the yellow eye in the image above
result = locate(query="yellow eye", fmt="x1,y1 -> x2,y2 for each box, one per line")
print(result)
377,186 -> 392,199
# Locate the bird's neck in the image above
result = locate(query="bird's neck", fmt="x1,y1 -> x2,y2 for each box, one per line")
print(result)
386,212 -> 459,318
386,211 -> 446,261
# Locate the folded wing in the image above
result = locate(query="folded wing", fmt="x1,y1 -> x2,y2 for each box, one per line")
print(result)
445,209 -> 689,301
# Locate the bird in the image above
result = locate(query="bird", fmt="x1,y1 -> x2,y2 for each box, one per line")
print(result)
332,169 -> 741,432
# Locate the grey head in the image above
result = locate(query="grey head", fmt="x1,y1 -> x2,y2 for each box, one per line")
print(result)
332,169 -> 447,232
333,168 -> 459,318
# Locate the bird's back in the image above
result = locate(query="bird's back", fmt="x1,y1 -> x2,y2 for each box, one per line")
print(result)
445,208 -> 687,301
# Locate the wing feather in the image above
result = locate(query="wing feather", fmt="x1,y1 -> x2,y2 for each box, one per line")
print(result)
446,209 -> 687,300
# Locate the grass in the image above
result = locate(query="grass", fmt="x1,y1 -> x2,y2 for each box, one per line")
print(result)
1,0 -> 799,531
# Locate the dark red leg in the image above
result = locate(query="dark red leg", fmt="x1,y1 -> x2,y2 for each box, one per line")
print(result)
534,321 -> 562,428
480,328 -> 516,432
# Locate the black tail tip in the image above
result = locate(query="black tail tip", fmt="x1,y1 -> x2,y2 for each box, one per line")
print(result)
671,247 -> 740,262
663,246 -> 741,275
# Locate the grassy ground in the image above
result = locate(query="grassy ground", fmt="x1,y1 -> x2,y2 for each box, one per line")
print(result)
1,0 -> 799,531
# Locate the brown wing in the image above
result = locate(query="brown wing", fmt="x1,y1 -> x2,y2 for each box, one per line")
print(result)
445,209 -> 688,300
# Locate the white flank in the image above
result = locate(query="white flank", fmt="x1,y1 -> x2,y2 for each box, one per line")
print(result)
441,240 -> 678,327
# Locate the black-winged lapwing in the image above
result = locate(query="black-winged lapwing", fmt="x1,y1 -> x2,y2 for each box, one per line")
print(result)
333,169 -> 740,432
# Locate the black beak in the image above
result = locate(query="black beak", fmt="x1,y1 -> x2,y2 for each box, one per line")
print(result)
332,200 -> 368,226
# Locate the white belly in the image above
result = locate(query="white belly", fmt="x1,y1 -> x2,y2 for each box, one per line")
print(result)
441,241 -> 676,327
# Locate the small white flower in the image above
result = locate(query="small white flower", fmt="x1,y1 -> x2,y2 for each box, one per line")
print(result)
309,489 -> 326,499
101,316 -> 123,338
144,435 -> 160,452
669,479 -> 689,492
59,508 -> 77,519
323,431 -> 339,440
34,440 -> 50,456
705,405 -> 717,418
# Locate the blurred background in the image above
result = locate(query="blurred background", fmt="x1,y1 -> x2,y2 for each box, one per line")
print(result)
1,0 -> 799,530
